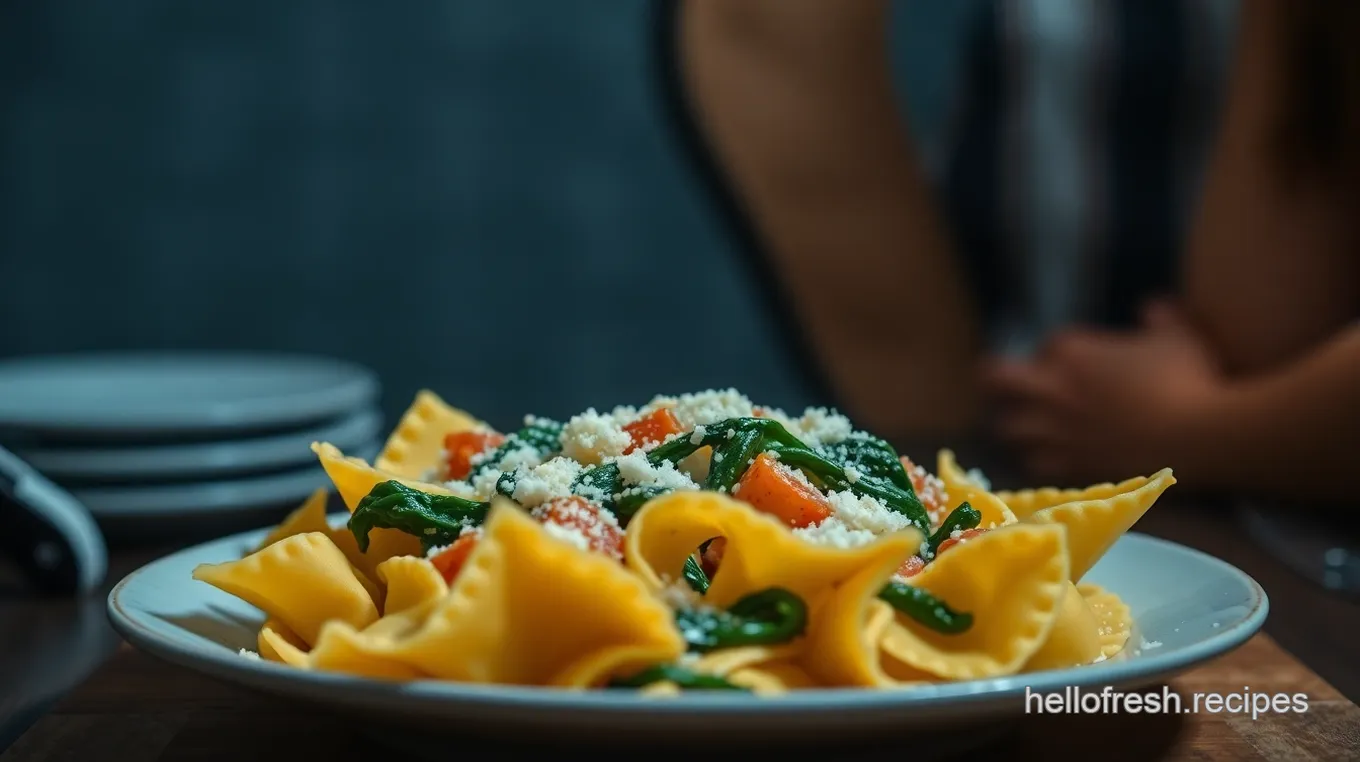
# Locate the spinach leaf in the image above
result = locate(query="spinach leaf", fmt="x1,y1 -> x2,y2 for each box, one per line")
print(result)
348,481 -> 488,553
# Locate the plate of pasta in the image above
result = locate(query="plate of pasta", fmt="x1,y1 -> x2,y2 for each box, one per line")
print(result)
108,388 -> 1266,743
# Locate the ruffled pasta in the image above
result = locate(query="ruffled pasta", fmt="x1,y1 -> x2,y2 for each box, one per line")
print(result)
195,389 -> 1174,695
625,491 -> 921,610
877,523 -> 1069,681
374,556 -> 448,616
1079,583 -> 1134,658
307,499 -> 684,686
935,450 -> 1018,528
312,441 -> 455,512
257,618 -> 310,667
1023,582 -> 1104,671
1023,468 -> 1176,581
193,532 -> 379,646
374,390 -> 482,479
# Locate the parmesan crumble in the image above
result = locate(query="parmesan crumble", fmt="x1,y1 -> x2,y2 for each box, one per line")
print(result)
540,520 -> 594,553
825,490 -> 916,535
610,450 -> 700,492
532,498 -> 623,560
559,408 -> 631,465
510,457 -> 585,508
642,388 -> 756,429
794,516 -> 878,548
792,407 -> 853,448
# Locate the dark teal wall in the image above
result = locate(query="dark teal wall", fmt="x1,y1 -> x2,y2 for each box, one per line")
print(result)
0,1 -> 860,430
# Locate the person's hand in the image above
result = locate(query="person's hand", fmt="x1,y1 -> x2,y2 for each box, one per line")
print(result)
982,300 -> 1225,485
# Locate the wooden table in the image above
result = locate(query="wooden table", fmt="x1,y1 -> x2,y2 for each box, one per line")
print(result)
3,460 -> 1359,760
3,633 -> 1357,761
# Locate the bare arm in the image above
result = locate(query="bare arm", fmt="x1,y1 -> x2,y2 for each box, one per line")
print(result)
1183,324 -> 1360,496
678,0 -> 982,438
1183,0 -> 1358,375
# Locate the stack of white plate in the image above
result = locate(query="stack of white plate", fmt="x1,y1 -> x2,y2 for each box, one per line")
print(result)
0,352 -> 381,538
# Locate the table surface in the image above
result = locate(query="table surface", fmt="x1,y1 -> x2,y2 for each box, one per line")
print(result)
3,453 -> 1359,761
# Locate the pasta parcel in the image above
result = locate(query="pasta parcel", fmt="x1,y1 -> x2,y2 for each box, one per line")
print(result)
192,388 -> 1174,693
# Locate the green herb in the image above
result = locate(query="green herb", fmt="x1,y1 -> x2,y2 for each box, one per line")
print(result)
613,485 -> 670,527
464,418 -> 564,483
817,433 -> 912,491
877,581 -> 973,634
924,502 -> 982,559
675,587 -> 808,652
704,428 -> 763,493
348,481 -> 487,553
683,555 -> 710,594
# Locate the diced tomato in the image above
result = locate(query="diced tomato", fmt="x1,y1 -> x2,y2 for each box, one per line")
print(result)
430,533 -> 479,583
896,555 -> 926,578
735,453 -> 833,529
623,408 -> 685,453
444,430 -> 506,480
536,496 -> 624,559
899,455 -> 947,518
700,537 -> 727,577
752,407 -> 767,418
935,527 -> 988,556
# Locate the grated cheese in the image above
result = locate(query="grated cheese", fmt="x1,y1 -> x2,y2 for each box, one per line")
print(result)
826,490 -> 916,535
794,516 -> 878,548
532,498 -> 624,560
641,388 -> 756,430
540,520 -> 594,554
792,407 -> 853,448
610,451 -> 699,492
689,424 -> 707,446
843,465 -> 862,484
510,457 -> 585,508
559,408 -> 632,465
438,478 -> 483,501
498,445 -> 544,472
470,467 -> 504,501
238,649 -> 261,660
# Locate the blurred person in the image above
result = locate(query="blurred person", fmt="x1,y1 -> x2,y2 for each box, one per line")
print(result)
661,0 -> 1357,499
985,0 -> 1360,498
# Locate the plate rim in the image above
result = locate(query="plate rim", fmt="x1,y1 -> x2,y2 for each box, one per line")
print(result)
13,407 -> 383,481
0,351 -> 379,435
106,526 -> 1269,715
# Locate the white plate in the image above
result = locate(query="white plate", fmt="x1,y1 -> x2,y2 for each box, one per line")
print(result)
14,408 -> 383,482
108,526 -> 1267,748
0,352 -> 378,438
71,458 -> 368,518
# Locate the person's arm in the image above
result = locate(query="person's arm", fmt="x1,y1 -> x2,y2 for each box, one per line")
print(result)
1181,324 -> 1360,495
1182,0 -> 1358,375
678,0 -> 982,438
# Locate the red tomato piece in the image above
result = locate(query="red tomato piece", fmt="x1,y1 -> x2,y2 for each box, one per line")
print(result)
935,527 -> 988,556
535,496 -> 624,559
430,533 -> 479,583
899,455 -> 947,518
622,408 -> 685,453
896,555 -> 926,578
735,453 -> 832,528
700,536 -> 727,577
444,430 -> 506,480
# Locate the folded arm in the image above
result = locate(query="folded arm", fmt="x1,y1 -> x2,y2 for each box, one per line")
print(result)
678,0 -> 982,438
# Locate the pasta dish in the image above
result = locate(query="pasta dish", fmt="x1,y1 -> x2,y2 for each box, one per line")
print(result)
192,389 -> 1174,694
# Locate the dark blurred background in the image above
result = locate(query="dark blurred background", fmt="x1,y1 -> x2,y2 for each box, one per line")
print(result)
0,0 -> 823,430
0,0 -> 1073,432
